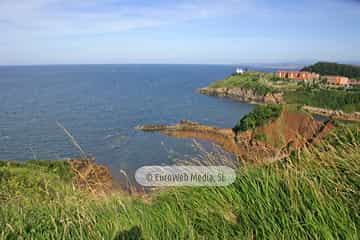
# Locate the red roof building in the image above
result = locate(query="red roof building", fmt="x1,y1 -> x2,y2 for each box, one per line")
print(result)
349,79 -> 360,85
275,71 -> 320,81
325,76 -> 350,85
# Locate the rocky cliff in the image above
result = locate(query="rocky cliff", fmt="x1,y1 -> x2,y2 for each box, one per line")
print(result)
198,87 -> 284,104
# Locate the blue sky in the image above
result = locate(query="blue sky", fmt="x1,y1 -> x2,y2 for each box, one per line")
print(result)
0,0 -> 359,65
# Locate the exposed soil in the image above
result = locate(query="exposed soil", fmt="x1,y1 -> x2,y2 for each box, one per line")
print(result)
67,156 -> 113,194
67,157 -> 150,196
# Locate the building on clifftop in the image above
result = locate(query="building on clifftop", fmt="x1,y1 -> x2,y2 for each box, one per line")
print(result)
325,76 -> 349,86
276,71 -> 320,81
236,68 -> 244,75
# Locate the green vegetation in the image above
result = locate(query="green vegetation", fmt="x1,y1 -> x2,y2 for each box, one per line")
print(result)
208,71 -> 302,94
284,88 -> 360,112
0,160 -> 75,201
0,124 -> 359,239
254,132 -> 267,142
206,68 -> 360,113
302,62 -> 360,79
233,104 -> 282,132
209,71 -> 277,95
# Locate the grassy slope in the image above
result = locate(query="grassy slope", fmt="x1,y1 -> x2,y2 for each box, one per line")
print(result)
284,88 -> 360,112
0,125 -> 359,239
208,71 -> 278,95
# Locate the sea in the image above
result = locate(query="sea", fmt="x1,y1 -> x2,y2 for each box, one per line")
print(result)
0,64 -> 273,181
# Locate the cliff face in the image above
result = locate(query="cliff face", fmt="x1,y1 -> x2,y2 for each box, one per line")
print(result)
198,87 -> 284,104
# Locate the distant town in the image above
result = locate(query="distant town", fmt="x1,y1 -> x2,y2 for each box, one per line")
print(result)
235,67 -> 360,87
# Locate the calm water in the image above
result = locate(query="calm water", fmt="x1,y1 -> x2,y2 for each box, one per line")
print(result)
0,64 -> 256,180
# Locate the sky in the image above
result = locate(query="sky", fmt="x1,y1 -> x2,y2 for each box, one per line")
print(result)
0,0 -> 359,65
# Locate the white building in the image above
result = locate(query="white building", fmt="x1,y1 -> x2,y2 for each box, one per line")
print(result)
236,68 -> 244,75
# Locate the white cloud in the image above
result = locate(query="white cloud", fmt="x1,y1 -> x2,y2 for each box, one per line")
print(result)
0,0 -> 252,36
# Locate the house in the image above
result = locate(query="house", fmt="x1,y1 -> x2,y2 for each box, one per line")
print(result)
236,68 -> 244,75
275,71 -> 320,81
299,71 -> 320,80
325,76 -> 349,86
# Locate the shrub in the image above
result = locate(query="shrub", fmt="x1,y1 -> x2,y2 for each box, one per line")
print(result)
302,62 -> 360,79
233,104 -> 282,132
284,88 -> 360,112
254,132 -> 267,141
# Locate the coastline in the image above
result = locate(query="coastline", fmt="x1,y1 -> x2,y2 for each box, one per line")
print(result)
198,86 -> 284,105
198,86 -> 360,122
137,110 -> 334,164
2,71 -> 359,238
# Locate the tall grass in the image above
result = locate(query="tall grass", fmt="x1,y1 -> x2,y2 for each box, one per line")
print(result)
0,126 -> 359,239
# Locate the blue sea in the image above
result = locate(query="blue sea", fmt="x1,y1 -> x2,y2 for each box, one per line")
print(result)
0,64 -> 258,180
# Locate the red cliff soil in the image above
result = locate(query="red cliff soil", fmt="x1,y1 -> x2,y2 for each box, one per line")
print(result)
258,109 -> 325,148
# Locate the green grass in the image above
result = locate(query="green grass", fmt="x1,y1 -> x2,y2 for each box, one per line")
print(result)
284,88 -> 360,112
0,160 -> 76,201
0,125 -> 359,239
208,71 -> 277,95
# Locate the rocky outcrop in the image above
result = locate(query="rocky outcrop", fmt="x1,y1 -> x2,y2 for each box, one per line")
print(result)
198,87 -> 284,104
137,120 -> 239,153
137,110 -> 333,164
303,106 -> 360,122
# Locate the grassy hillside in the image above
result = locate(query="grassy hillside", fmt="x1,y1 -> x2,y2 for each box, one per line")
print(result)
208,71 -> 302,94
206,70 -> 360,112
302,62 -> 360,79
208,71 -> 278,95
0,125 -> 359,239
284,88 -> 360,112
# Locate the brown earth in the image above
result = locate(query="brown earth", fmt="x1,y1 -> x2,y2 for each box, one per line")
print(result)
138,110 -> 334,163
67,156 -> 113,194
67,157 -> 148,196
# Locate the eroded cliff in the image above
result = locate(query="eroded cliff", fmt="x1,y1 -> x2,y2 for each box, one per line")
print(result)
198,87 -> 284,104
